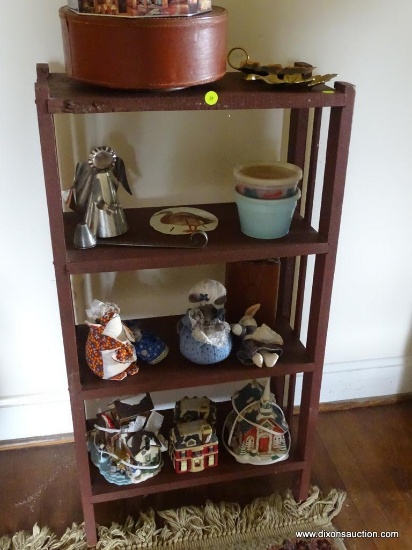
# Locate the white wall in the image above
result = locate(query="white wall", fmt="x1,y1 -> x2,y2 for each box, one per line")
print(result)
1,0 -> 412,440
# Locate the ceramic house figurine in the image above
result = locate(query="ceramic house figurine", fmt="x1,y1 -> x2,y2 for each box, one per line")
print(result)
231,304 -> 283,368
85,300 -> 139,381
169,396 -> 218,473
88,394 -> 167,485
223,379 -> 290,465
177,279 -> 232,365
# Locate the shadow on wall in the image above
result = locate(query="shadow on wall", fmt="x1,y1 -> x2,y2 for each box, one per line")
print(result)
72,265 -> 226,323
54,107 -> 287,209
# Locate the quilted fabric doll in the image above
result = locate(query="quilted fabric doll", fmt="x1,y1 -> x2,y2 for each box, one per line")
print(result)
177,279 -> 232,365
85,300 -> 138,381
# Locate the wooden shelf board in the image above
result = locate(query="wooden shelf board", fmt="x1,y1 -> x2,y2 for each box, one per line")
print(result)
74,316 -> 313,399
39,70 -> 349,115
89,451 -> 305,503
64,203 -> 327,275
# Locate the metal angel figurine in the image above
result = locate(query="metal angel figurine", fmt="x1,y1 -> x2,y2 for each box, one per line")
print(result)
67,146 -> 132,247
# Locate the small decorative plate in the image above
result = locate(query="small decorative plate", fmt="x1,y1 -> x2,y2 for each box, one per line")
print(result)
150,207 -> 218,235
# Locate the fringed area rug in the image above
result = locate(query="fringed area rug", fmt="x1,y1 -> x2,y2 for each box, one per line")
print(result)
0,487 -> 347,550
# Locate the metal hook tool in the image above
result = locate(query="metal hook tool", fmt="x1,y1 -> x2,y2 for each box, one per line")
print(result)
94,230 -> 208,249
74,222 -> 209,249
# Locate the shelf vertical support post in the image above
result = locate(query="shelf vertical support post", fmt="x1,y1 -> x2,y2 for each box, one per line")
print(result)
35,63 -> 99,546
275,108 -> 309,424
295,83 -> 356,501
279,107 -> 309,324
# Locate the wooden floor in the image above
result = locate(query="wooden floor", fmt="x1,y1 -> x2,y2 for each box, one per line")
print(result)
1,401 -> 411,549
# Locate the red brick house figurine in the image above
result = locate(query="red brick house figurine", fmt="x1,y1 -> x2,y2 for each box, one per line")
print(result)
169,397 -> 218,473
223,379 -> 290,465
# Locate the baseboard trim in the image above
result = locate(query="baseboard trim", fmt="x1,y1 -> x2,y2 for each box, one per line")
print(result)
293,391 -> 412,415
0,433 -> 74,451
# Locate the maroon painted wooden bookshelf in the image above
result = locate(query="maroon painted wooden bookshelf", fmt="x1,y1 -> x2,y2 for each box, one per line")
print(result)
35,64 -> 355,546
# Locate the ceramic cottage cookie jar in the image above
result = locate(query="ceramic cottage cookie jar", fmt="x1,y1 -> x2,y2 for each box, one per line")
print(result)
88,394 -> 167,485
223,379 -> 290,465
177,279 -> 232,365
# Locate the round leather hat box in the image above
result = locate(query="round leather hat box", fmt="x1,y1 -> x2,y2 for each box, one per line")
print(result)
59,6 -> 228,90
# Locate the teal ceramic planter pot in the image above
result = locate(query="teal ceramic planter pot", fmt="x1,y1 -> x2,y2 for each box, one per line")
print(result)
235,187 -> 301,239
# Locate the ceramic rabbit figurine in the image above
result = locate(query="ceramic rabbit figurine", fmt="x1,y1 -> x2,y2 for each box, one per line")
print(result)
177,279 -> 232,365
231,304 -> 283,368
